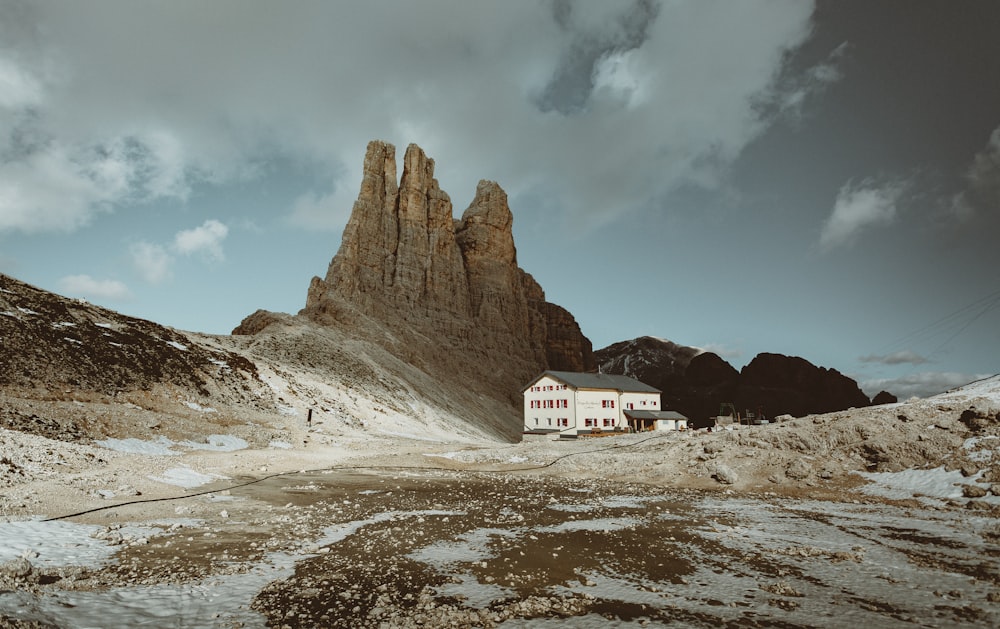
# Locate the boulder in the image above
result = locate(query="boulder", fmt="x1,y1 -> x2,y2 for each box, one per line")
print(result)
713,464 -> 738,485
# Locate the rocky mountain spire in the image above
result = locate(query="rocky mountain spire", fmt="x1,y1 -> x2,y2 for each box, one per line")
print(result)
302,140 -> 595,400
307,141 -> 471,326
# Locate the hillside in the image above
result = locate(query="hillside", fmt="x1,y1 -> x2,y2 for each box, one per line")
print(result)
0,272 -> 507,450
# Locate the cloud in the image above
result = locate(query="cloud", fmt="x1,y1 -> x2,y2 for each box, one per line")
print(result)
860,371 -> 992,400
172,219 -> 228,261
950,125 -> 1000,221
0,1 -> 820,235
820,177 -> 908,249
287,190 -> 354,232
57,274 -> 130,301
533,0 -> 661,115
859,351 -> 929,366
768,41 -> 848,120
0,56 -> 43,109
695,343 -> 743,361
129,241 -> 173,284
129,219 -> 229,283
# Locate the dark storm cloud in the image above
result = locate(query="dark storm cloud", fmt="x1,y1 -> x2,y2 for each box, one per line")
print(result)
951,126 -> 1000,221
859,351 -> 929,366
534,0 -> 661,115
0,1 -> 817,234
861,372 -> 990,400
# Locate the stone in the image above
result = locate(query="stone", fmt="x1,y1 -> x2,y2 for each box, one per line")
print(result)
0,557 -> 32,579
786,458 -> 812,480
713,464 -> 738,485
962,484 -> 988,498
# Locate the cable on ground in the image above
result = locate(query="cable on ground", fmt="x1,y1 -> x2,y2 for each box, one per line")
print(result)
43,432 -> 677,522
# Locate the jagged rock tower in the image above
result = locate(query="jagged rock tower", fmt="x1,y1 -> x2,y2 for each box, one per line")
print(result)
301,141 -> 594,410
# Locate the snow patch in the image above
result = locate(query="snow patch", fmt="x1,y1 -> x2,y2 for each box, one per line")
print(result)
857,466 -> 1000,504
95,435 -> 247,455
182,401 -> 217,414
178,435 -> 247,451
165,340 -> 188,351
379,430 -> 442,442
964,435 -> 999,463
269,441 -> 293,449
0,519 -> 163,569
148,467 -> 228,488
95,436 -> 180,455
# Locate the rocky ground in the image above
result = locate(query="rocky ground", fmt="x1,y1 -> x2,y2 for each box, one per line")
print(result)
1,377 -> 999,627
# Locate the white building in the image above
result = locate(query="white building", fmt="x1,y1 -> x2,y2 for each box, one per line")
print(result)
623,409 -> 688,433
522,370 -> 663,436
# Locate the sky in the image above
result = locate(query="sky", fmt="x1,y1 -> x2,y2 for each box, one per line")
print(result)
1,0 -> 998,400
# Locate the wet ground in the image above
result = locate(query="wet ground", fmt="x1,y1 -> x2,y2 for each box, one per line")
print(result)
3,468 -> 999,627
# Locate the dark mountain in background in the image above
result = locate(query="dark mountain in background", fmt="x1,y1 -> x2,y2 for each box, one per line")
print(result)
872,390 -> 899,405
596,336 -> 873,426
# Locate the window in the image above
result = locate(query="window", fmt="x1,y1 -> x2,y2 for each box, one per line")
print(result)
559,418 -> 568,427
603,418 -> 614,427
585,418 -> 594,427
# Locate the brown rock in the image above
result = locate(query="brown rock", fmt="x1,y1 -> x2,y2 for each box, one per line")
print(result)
298,140 -> 595,436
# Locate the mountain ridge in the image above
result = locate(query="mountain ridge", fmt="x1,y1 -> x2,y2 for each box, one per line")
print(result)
596,335 -> 874,425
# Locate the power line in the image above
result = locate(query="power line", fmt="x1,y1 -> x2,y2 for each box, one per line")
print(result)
872,286 -> 1000,359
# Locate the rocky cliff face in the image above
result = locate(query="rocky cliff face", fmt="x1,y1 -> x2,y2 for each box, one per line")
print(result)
293,141 -> 594,435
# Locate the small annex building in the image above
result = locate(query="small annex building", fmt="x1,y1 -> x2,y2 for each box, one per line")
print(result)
623,409 -> 688,433
522,370 -> 665,437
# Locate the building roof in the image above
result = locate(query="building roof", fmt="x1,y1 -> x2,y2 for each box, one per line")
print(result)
524,370 -> 661,394
623,409 -> 688,421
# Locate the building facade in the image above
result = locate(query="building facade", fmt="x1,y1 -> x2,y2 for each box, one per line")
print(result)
522,370 -> 662,436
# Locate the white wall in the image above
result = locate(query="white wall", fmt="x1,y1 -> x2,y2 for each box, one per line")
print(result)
620,391 -> 660,413
574,389 -> 621,431
523,375 -> 575,432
